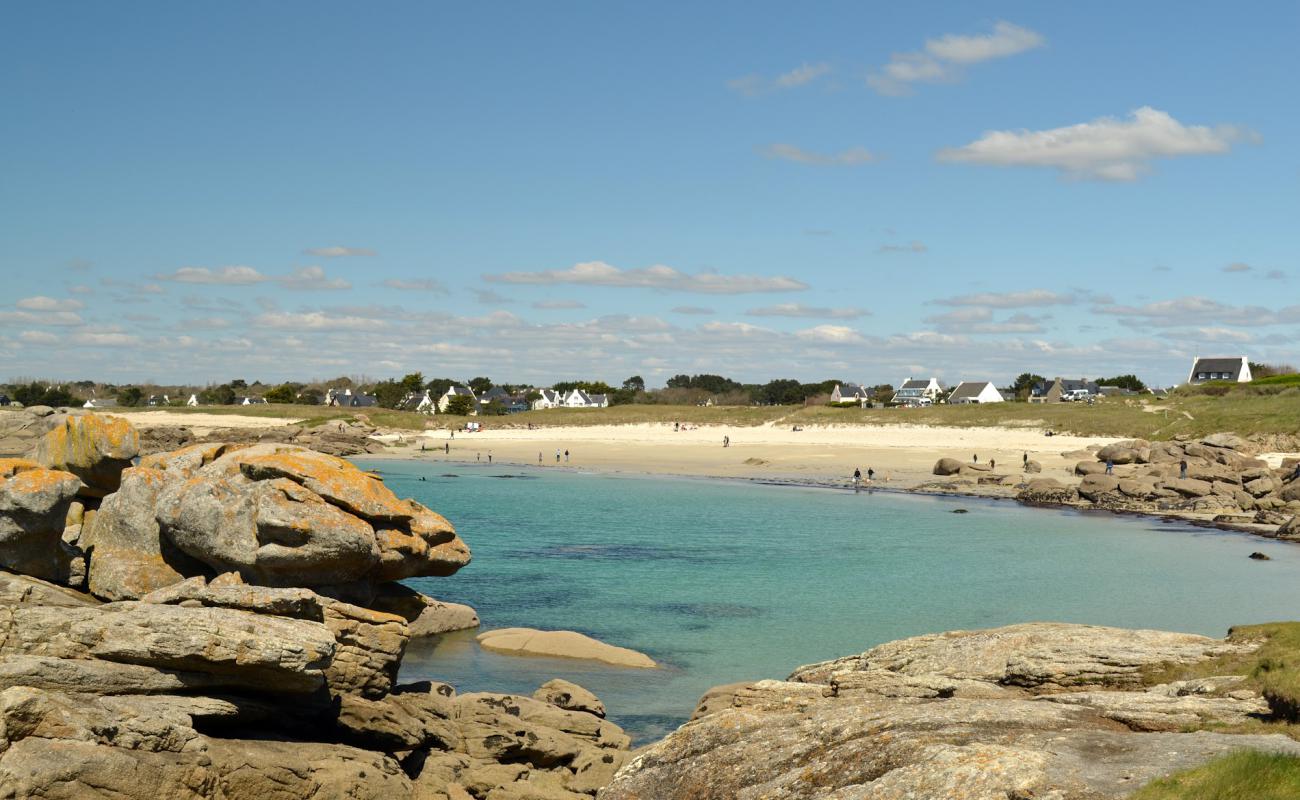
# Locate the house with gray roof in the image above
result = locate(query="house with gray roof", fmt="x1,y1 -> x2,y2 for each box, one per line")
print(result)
438,386 -> 479,414
947,381 -> 1004,404
891,377 -> 943,406
1187,356 -> 1251,385
830,383 -> 870,405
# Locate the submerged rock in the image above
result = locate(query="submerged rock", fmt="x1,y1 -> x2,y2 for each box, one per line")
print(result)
477,628 -> 657,669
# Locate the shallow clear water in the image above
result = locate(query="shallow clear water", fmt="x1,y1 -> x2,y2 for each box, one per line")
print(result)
358,459 -> 1300,743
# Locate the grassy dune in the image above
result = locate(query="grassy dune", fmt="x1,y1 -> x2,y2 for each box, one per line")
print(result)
1131,751 -> 1300,799
110,392 -> 1300,440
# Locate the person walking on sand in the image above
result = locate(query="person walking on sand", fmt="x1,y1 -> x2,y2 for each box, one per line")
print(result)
1023,452 -> 1028,468
867,467 -> 874,482
1180,459 -> 1188,480
445,442 -> 449,454
990,459 -> 996,470
564,450 -> 570,463
538,452 -> 543,465
723,435 -> 729,448
853,468 -> 861,488
973,454 -> 978,464
556,450 -> 561,463
1105,459 -> 1113,475
488,453 -> 492,464
476,453 -> 480,462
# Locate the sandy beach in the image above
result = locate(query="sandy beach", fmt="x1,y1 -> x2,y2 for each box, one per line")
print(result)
372,422 -> 1110,489
111,411 -> 305,436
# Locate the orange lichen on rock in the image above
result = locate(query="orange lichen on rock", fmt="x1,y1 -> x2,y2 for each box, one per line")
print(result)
0,458 -> 43,479
237,450 -> 413,522
34,414 -> 140,493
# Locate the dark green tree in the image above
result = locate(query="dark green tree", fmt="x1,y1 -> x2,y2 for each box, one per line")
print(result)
1096,374 -> 1147,392
622,375 -> 646,392
115,386 -> 144,407
468,376 -> 494,395
444,394 -> 475,416
400,373 -> 425,393
372,380 -> 406,409
199,384 -> 236,405
264,384 -> 298,404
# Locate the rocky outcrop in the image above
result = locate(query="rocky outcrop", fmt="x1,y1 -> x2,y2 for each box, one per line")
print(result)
138,419 -> 389,457
0,409 -> 62,458
477,628 -> 658,668
1011,433 -> 1300,538
34,413 -> 140,496
603,623 -> 1300,800
0,415 -> 626,799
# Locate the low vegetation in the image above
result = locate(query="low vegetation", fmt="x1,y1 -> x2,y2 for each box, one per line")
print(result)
1143,622 -> 1300,739
1130,750 -> 1300,800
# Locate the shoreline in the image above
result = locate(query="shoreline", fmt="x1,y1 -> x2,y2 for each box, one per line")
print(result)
358,450 -> 1293,545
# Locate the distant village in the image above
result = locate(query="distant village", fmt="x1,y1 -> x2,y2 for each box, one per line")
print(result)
0,355 -> 1265,414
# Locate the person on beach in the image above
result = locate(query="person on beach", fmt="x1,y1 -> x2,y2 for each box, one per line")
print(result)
444,442 -> 449,454
488,453 -> 492,464
674,422 -> 679,432
867,467 -> 874,481
853,468 -> 861,487
990,459 -> 996,470
556,450 -> 561,463
538,452 -> 543,465
564,450 -> 570,463
972,454 -> 978,464
1180,459 -> 1188,480
476,453 -> 480,462
1105,459 -> 1113,475
1023,452 -> 1028,467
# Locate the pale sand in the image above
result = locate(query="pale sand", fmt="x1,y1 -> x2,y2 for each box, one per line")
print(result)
110,411 -> 304,436
377,422 -> 1112,489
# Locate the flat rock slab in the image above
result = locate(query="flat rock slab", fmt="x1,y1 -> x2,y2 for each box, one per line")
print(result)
477,628 -> 657,669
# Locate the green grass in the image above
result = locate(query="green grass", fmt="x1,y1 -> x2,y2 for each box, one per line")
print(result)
1143,622 -> 1300,738
105,392 -> 1300,440
1131,751 -> 1300,800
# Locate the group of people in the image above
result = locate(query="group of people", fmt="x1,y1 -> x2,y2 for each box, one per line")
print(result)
851,467 -> 875,487
538,449 -> 571,464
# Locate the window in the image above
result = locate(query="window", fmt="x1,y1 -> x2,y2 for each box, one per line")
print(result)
1198,373 -> 1207,380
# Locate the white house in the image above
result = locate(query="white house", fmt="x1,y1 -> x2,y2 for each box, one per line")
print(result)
563,390 -> 608,408
186,394 -> 199,407
947,381 -> 1004,404
236,396 -> 268,406
1187,356 -> 1251,385
532,389 -> 562,410
414,391 -> 436,414
83,398 -> 119,409
830,383 -> 870,405
891,377 -> 943,406
438,386 -> 478,414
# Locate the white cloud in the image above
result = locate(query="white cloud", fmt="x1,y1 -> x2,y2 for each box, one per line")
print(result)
157,266 -> 267,285
185,317 -> 233,330
760,144 -> 878,166
381,278 -> 447,293
937,107 -> 1254,181
19,331 -> 59,344
1223,262 -> 1251,273
486,261 -> 808,294
279,265 -> 350,290
795,325 -> 865,343
253,311 -> 388,330
472,288 -> 514,305
727,62 -> 831,96
1096,296 -> 1300,327
16,296 -> 84,311
746,303 -> 869,319
0,310 -> 84,326
672,305 -> 715,315
877,241 -> 927,254
868,21 -> 1044,95
532,300 -> 587,310
935,289 -> 1081,308
304,246 -> 376,258
72,332 -> 140,347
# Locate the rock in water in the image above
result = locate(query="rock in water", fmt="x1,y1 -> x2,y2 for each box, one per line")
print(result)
477,628 -> 657,668
34,414 -> 139,496
603,623 -> 1299,800
1250,552 -> 1271,560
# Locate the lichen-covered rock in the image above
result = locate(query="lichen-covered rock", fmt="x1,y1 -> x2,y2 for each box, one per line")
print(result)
788,622 -> 1248,689
34,413 -> 139,495
372,583 -> 480,637
87,467 -> 197,601
0,601 -> 336,693
604,624 -> 1299,800
0,462 -> 84,583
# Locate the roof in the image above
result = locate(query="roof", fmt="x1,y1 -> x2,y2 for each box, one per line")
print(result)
900,379 -> 932,390
338,394 -> 377,407
481,387 -> 510,400
836,382 -> 867,396
1191,357 -> 1246,375
588,394 -> 608,404
948,381 -> 993,400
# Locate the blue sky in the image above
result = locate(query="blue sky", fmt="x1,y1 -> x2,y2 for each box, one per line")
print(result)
2,1 -> 1297,388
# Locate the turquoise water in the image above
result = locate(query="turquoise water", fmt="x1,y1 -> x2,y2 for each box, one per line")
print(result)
358,459 -> 1300,742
